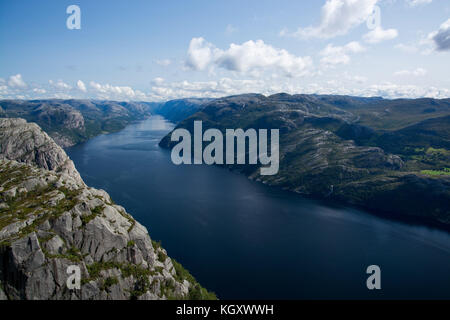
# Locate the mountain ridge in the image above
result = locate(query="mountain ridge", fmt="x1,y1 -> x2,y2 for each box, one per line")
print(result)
0,100 -> 156,147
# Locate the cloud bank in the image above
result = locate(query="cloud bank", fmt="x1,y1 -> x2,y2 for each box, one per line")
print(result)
186,37 -> 313,77
363,26 -> 398,43
291,0 -> 379,39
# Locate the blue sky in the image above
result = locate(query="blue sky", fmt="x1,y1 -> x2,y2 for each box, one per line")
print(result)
0,0 -> 449,101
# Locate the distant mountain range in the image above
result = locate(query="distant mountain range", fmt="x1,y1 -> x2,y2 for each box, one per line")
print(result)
159,93 -> 450,228
0,98 -> 213,148
0,100 -> 158,147
146,98 -> 212,123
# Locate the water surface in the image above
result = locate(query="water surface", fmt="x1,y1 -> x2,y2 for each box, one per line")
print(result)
67,116 -> 450,299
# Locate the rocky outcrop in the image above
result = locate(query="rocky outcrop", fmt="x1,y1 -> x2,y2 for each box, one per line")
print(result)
35,105 -> 85,130
0,118 -> 215,300
0,118 -> 82,184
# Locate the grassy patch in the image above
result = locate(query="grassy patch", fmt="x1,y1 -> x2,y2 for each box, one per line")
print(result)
80,205 -> 104,226
157,250 -> 167,263
172,259 -> 217,300
84,261 -> 154,298
42,245 -> 84,262
101,276 -> 119,291
426,147 -> 450,156
420,168 -> 450,176
151,240 -> 162,250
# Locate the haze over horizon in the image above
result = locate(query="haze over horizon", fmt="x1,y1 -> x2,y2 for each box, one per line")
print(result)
1,0 -> 449,101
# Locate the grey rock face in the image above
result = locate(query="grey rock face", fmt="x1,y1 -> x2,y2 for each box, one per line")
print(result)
0,118 -> 82,184
0,289 -> 6,300
0,119 -> 212,300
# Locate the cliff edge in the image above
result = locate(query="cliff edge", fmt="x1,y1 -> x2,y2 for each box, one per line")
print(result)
0,118 -> 215,300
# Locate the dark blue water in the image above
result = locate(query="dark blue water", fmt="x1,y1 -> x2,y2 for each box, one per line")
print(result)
67,116 -> 450,299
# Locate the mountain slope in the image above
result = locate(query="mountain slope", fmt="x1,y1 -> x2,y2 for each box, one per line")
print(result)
0,118 -> 215,300
159,93 -> 450,227
0,100 -> 154,147
146,98 -> 212,123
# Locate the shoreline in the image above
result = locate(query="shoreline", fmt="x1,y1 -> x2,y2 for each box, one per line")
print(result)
157,121 -> 450,234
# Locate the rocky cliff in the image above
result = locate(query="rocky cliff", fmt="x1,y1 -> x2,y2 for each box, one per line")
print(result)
0,118 -> 83,184
0,118 -> 215,300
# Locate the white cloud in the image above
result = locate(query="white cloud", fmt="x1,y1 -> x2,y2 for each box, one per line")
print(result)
151,77 -> 165,85
395,33 -> 437,55
363,26 -> 398,43
320,41 -> 365,67
49,79 -> 71,90
365,82 -> 448,99
8,74 -> 27,88
185,37 -> 313,77
394,67 -> 427,76
406,0 -> 432,7
343,72 -> 368,83
429,18 -> 450,51
149,77 -> 282,101
279,28 -> 289,37
51,93 -> 74,99
147,76 -> 449,101
345,41 -> 366,52
156,59 -> 172,66
289,0 -> 378,39
1,74 -> 449,101
0,85 -> 9,94
185,37 -> 219,71
77,80 -> 87,92
395,43 -> 419,53
225,24 -> 238,35
32,88 -> 47,94
89,81 -> 147,100
217,40 -> 313,76
0,75 -> 150,101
